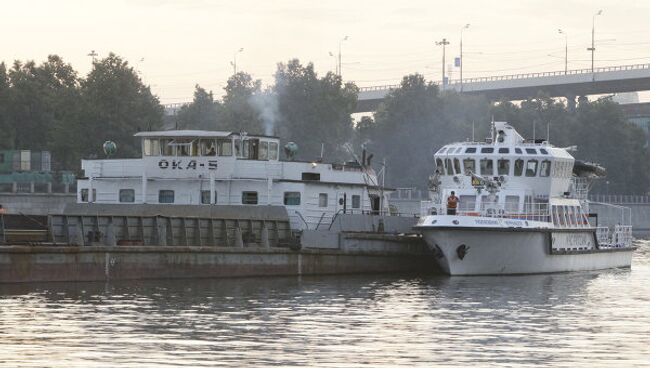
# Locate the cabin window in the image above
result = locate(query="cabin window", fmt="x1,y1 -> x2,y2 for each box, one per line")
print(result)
445,158 -> 454,175
199,139 -> 217,156
525,160 -> 538,177
525,148 -> 537,154
497,159 -> 510,175
437,147 -> 448,154
161,139 -> 174,156
234,139 -> 242,157
454,147 -> 463,153
514,159 -> 524,176
480,195 -> 499,211
259,141 -> 269,160
498,148 -> 509,154
302,172 -> 320,181
540,160 -> 551,177
242,191 -> 258,205
351,195 -> 361,209
80,188 -> 96,202
463,159 -> 476,174
269,142 -> 279,160
453,158 -> 462,174
218,139 -> 232,156
143,139 -> 160,156
159,190 -> 175,203
119,189 -> 135,203
435,158 -> 445,175
319,193 -> 328,207
479,159 -> 493,176
459,195 -> 476,212
505,195 -> 519,213
540,148 -> 549,155
201,191 -> 217,204
515,148 -> 522,154
481,147 -> 494,154
284,192 -> 301,206
175,139 -> 197,156
465,147 -> 476,153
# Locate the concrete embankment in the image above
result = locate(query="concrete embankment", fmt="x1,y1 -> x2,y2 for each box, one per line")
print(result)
0,241 -> 434,283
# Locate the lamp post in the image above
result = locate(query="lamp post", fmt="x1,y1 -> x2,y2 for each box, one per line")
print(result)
558,29 -> 568,74
460,24 -> 470,91
338,36 -> 348,77
587,10 -> 603,75
230,48 -> 244,75
87,50 -> 98,63
436,38 -> 450,89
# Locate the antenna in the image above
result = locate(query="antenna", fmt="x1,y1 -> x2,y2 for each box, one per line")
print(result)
547,121 -> 550,143
533,120 -> 536,141
472,120 -> 475,141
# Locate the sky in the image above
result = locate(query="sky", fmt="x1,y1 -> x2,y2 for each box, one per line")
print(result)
2,0 -> 650,104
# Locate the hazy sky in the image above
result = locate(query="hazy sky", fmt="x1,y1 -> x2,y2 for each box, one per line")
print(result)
2,0 -> 649,104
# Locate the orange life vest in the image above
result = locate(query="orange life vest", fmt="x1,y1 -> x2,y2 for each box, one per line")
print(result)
447,195 -> 458,209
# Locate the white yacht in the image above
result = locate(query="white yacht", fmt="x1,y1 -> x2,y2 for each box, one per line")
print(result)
414,122 -> 635,275
77,130 -> 389,231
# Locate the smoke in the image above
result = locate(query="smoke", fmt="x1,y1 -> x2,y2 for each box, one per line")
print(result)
249,91 -> 279,136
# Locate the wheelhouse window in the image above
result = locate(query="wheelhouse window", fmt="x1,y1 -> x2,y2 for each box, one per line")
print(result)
436,158 -> 445,175
515,148 -> 522,154
540,160 -> 551,177
269,142 -> 279,160
201,190 -> 217,204
143,139 -> 160,156
161,139 -> 174,156
199,139 -> 217,156
453,159 -> 462,174
159,190 -> 175,203
242,191 -> 258,205
525,148 -> 537,155
351,195 -> 361,209
463,159 -> 476,174
437,147 -> 448,154
217,139 -> 233,156
540,148 -> 549,155
174,139 -> 197,156
445,158 -> 454,175
498,148 -> 509,154
465,147 -> 477,153
514,159 -> 524,176
259,141 -> 269,160
284,192 -> 301,206
525,160 -> 538,177
119,189 -> 135,203
497,159 -> 510,175
319,193 -> 328,207
480,147 -> 494,154
479,159 -> 493,176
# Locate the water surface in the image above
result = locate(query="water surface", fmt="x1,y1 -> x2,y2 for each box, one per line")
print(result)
1,242 -> 649,367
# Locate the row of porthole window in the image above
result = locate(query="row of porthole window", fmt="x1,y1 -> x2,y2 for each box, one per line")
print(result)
439,146 -> 549,155
437,157 -> 572,178
82,189 -> 362,208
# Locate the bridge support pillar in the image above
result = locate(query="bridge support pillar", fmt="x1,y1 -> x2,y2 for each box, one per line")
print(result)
566,94 -> 576,112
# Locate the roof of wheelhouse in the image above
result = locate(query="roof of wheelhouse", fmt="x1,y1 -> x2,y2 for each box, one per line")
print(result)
134,130 -> 280,139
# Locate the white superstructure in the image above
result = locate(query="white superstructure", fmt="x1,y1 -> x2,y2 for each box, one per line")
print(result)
414,122 -> 634,275
77,130 -> 388,230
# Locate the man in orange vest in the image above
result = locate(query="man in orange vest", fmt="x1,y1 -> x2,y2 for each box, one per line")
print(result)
447,191 -> 458,215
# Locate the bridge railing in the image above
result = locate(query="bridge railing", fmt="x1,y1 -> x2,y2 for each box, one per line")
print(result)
358,63 -> 650,93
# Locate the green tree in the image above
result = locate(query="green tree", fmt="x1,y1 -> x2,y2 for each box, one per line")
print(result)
274,59 -> 358,161
220,72 -> 263,133
79,53 -> 163,160
0,62 -> 12,149
176,85 -> 221,130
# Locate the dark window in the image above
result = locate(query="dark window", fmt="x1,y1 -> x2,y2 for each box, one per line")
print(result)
436,158 -> 445,175
498,148 -> 509,154
480,159 -> 493,176
351,195 -> 361,209
525,148 -> 537,154
445,158 -> 454,175
302,172 -> 320,181
540,160 -> 551,177
242,191 -> 258,205
515,148 -> 522,154
119,189 -> 135,203
497,159 -> 510,175
465,147 -> 477,153
480,147 -> 494,154
159,190 -> 175,203
540,148 -> 548,155
514,159 -> 524,176
526,160 -> 538,177
463,159 -> 476,174
201,190 -> 217,204
284,192 -> 301,206
453,158 -> 461,174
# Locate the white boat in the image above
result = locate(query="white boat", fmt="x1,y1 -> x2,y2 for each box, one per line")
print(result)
414,122 -> 635,275
76,130 -> 391,231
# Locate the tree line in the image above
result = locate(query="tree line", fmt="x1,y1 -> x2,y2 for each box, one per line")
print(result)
0,54 -> 646,194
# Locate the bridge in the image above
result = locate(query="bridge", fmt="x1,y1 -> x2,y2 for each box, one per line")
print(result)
356,63 -> 650,112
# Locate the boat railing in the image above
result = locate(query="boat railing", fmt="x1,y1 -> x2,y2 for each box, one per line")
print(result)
597,225 -> 633,248
422,201 -> 552,222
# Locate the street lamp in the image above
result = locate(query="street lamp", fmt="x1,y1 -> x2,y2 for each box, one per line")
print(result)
558,29 -> 568,74
230,48 -> 244,75
328,51 -> 337,74
435,38 -> 450,89
587,10 -> 603,76
460,24 -> 470,92
338,36 -> 348,77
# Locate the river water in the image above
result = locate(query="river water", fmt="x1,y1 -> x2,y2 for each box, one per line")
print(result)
1,242 -> 649,367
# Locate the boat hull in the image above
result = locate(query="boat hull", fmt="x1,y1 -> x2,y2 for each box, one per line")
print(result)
420,227 -> 634,275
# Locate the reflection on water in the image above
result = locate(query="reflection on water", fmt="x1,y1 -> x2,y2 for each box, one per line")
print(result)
1,242 -> 650,367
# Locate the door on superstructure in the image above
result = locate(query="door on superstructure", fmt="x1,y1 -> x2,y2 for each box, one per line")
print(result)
337,192 -> 347,214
